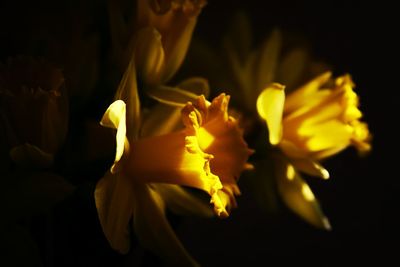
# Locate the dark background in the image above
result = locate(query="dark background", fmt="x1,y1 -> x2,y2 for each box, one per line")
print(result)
0,0 -> 392,266
176,0 -> 392,264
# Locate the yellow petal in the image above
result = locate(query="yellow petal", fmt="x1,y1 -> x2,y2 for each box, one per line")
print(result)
152,184 -> 214,217
291,158 -> 330,179
284,71 -> 332,114
300,120 -> 352,152
94,172 -> 134,254
132,183 -> 200,267
100,100 -> 127,171
114,56 -> 141,141
276,161 -> 331,230
256,83 -> 285,145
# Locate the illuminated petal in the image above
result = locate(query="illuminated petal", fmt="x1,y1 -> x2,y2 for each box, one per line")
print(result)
152,184 -> 214,217
100,100 -> 127,172
132,183 -> 200,267
284,71 -> 332,114
291,158 -> 330,179
124,110 -> 226,215
114,56 -> 141,141
94,172 -> 134,254
257,83 -> 285,145
300,120 -> 352,152
190,94 -> 254,184
255,29 -> 282,93
216,183 -> 241,218
276,161 -> 331,230
147,85 -> 201,107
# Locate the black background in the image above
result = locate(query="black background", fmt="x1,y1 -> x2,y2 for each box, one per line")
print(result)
0,0 -> 392,266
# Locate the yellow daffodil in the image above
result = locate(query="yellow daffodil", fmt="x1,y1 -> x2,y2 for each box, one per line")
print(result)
0,56 -> 68,168
186,13 -> 371,229
257,72 -> 371,228
95,55 -> 251,265
109,0 -> 206,86
135,0 -> 206,85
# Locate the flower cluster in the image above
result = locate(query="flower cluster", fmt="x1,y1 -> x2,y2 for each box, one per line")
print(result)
0,1 -> 371,266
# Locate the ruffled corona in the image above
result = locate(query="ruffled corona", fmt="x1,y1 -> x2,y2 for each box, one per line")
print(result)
182,94 -> 254,216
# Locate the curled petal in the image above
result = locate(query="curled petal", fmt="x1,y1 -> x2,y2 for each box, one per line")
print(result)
257,83 -> 285,145
100,100 -> 128,172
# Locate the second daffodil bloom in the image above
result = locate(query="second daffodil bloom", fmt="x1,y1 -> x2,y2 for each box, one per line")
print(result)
95,59 -> 251,265
257,72 -> 371,228
135,0 -> 206,85
0,56 -> 68,168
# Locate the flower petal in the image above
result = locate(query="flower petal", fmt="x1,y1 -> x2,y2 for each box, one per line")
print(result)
257,83 -> 285,145
152,183 -> 214,217
94,172 -> 134,254
134,27 -> 165,85
284,71 -> 332,115
140,103 -> 182,138
132,183 -> 200,266
100,100 -> 127,171
291,158 -> 330,179
114,56 -> 141,141
276,161 -> 331,230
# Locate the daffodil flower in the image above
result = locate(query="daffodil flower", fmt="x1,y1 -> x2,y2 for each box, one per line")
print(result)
0,56 -> 68,168
95,56 -> 252,265
257,72 -> 371,228
109,0 -> 206,86
186,13 -> 371,229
